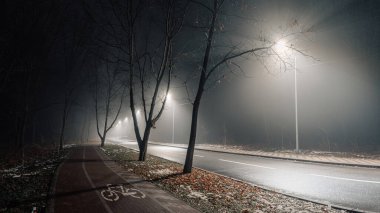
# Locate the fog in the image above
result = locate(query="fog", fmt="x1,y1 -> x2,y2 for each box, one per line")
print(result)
140,0 -> 380,152
2,0 -> 380,153
69,0 -> 380,152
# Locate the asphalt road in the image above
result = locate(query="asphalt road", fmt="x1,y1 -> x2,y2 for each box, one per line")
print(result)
115,140 -> 380,212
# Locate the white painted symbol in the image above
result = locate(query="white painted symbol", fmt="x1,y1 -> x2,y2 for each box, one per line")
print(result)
100,184 -> 146,201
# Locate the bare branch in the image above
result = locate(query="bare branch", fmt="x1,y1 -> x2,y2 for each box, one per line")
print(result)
206,46 -> 272,80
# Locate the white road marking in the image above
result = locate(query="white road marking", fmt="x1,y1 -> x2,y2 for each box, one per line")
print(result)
82,147 -> 114,213
310,174 -> 380,184
219,159 -> 275,170
194,155 -> 204,158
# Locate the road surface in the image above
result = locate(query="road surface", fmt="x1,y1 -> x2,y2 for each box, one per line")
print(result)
116,140 -> 380,212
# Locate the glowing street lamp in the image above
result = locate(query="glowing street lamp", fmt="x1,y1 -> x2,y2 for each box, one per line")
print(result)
124,116 -> 128,122
275,40 -> 299,152
166,93 -> 190,144
167,92 -> 175,144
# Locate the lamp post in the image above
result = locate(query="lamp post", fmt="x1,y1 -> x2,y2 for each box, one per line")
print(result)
124,116 -> 128,139
167,93 -> 191,144
167,93 -> 175,144
294,56 -> 299,152
172,103 -> 175,144
276,40 -> 299,152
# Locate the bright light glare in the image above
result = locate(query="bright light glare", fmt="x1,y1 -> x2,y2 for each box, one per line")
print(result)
275,40 -> 287,51
167,93 -> 171,101
124,117 -> 128,122
136,109 -> 140,115
116,120 -> 121,127
276,40 -> 286,47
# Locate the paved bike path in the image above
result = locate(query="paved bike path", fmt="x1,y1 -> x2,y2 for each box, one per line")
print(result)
49,146 -> 198,213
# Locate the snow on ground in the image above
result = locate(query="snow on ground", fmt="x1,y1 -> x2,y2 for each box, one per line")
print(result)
150,168 -> 175,176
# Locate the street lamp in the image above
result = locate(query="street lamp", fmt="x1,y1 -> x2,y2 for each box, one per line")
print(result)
294,55 -> 299,152
116,120 -> 122,127
275,40 -> 299,152
167,93 -> 191,144
167,93 -> 175,144
123,116 -> 129,139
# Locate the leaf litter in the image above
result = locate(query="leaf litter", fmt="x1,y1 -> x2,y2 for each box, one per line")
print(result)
0,145 -> 70,212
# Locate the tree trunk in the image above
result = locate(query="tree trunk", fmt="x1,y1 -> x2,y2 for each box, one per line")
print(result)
59,110 -> 66,150
183,1 -> 218,173
100,136 -> 105,147
138,141 -> 147,161
183,80 -> 204,173
138,124 -> 152,161
59,97 -> 70,151
59,125 -> 65,150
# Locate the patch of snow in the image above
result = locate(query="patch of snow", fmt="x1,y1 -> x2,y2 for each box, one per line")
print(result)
23,172 -> 39,176
150,168 -> 174,176
187,191 -> 208,200
64,144 -> 76,148
1,165 -> 22,173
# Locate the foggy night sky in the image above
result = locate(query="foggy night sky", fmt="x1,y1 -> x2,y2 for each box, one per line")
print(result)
1,0 -> 380,152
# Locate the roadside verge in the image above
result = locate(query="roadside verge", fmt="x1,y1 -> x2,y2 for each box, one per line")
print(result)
103,144 -> 363,213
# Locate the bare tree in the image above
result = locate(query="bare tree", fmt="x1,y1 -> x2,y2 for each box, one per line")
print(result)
83,0 -> 188,160
127,0 -> 187,161
58,17 -> 90,150
182,0 -> 311,173
94,61 -> 125,147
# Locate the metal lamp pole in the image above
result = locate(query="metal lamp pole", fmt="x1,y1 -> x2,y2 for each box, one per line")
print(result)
172,103 -> 175,144
295,56 -> 299,152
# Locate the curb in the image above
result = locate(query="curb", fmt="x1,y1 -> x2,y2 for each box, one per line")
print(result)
149,142 -> 380,169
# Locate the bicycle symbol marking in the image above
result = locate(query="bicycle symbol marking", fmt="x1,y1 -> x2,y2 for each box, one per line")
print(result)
100,184 -> 146,202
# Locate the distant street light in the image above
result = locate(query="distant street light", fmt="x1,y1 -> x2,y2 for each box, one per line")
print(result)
116,120 -> 122,127
275,40 -> 299,152
167,93 -> 175,144
124,116 -> 128,122
167,92 -> 190,144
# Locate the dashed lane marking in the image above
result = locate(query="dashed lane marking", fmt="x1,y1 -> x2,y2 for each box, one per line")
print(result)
194,155 -> 204,158
218,159 -> 276,170
310,174 -> 380,184
82,147 -> 113,213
